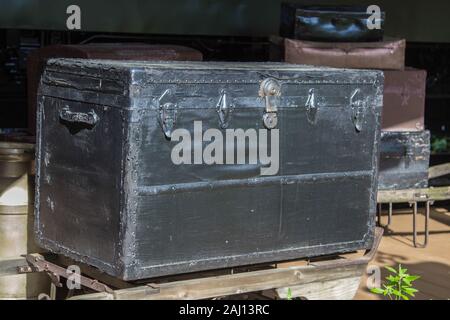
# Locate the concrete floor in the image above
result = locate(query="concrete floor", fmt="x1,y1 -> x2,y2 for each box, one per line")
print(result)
355,206 -> 450,300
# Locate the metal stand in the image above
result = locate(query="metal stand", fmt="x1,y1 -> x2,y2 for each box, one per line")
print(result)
377,186 -> 444,248
377,202 -> 393,228
411,200 -> 433,248
378,199 -> 431,248
377,165 -> 450,248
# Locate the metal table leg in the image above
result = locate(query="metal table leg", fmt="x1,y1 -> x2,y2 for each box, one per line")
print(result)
388,202 -> 392,226
377,202 -> 392,228
377,203 -> 382,226
412,201 -> 431,248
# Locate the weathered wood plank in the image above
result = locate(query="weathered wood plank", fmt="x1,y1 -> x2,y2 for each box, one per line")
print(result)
69,262 -> 368,300
276,273 -> 363,300
429,163 -> 450,179
377,186 -> 450,203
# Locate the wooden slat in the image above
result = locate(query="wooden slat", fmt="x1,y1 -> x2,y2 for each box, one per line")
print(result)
429,163 -> 450,179
69,262 -> 367,300
377,186 -> 450,203
276,272 -> 364,300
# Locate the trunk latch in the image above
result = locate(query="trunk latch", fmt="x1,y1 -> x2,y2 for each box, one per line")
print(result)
350,88 -> 365,132
157,89 -> 178,140
305,88 -> 318,124
259,78 -> 281,129
216,90 -> 234,129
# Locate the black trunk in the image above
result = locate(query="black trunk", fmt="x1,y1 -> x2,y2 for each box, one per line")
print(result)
378,131 -> 430,190
280,4 -> 385,42
35,59 -> 383,280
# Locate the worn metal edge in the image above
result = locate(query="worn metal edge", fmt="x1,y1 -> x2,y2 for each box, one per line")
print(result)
367,72 -> 384,249
136,170 -> 374,196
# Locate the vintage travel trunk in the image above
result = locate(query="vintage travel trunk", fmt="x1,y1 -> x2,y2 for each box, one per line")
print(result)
280,4 -> 385,42
378,131 -> 430,190
284,38 -> 406,70
382,68 -> 426,132
35,59 -> 383,280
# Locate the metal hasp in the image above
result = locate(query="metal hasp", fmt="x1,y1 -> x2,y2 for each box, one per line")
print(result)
305,88 -> 317,124
350,89 -> 365,132
17,253 -> 113,294
216,90 -> 234,128
259,78 -> 281,129
157,89 -> 178,139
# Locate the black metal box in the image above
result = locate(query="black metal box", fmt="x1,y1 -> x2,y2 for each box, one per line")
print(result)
35,59 -> 383,280
378,131 -> 430,190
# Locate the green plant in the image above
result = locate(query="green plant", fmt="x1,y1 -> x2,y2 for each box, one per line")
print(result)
286,288 -> 292,300
371,264 -> 420,300
431,136 -> 449,154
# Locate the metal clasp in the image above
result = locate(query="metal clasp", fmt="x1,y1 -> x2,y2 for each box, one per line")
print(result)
305,88 -> 318,124
259,78 -> 281,129
350,89 -> 365,132
157,89 -> 178,139
216,90 -> 234,129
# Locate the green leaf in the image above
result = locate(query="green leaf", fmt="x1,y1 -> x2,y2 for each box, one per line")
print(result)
387,275 -> 399,283
405,275 -> 420,282
383,284 -> 393,291
402,279 -> 412,286
371,287 -> 385,294
399,265 -> 407,275
286,288 -> 292,300
403,287 -> 418,297
391,288 -> 402,296
385,266 -> 397,274
401,283 -> 413,290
